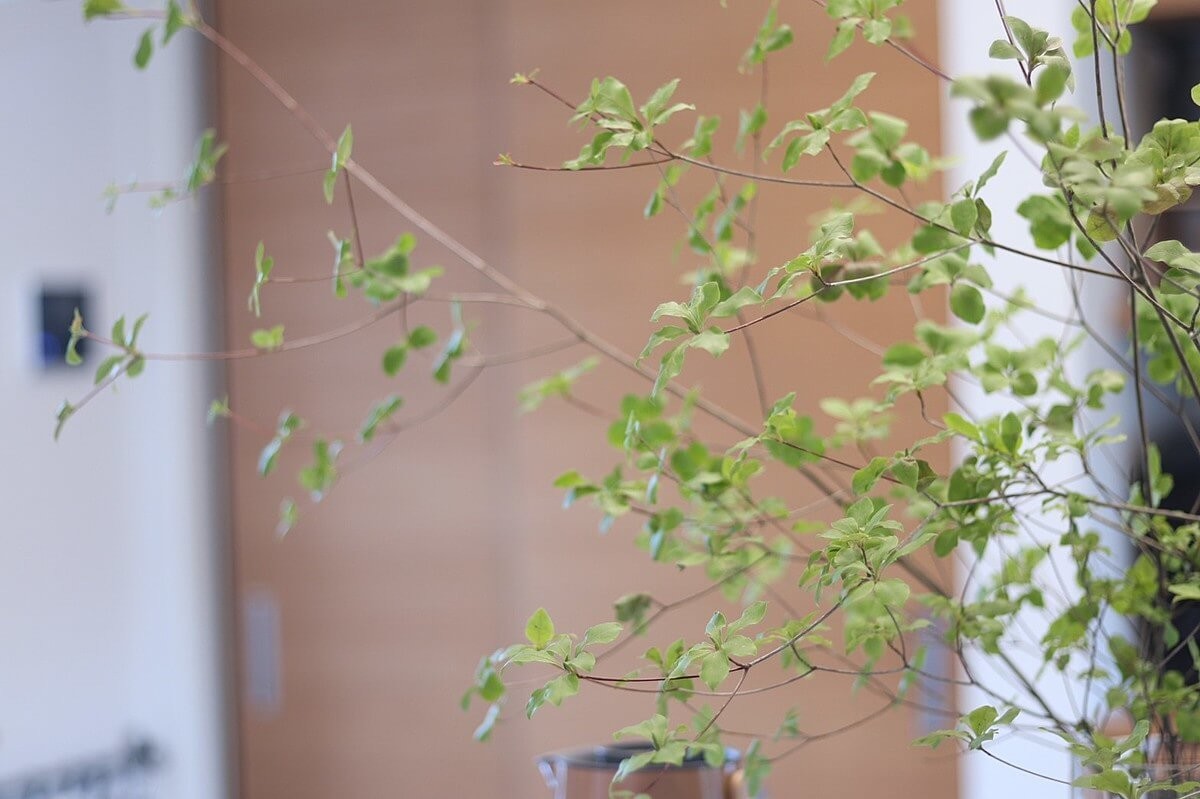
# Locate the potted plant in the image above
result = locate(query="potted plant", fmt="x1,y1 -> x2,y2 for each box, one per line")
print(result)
65,0 -> 1200,797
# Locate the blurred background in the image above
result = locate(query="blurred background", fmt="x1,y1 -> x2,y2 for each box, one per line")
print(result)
1,1 -> 1197,798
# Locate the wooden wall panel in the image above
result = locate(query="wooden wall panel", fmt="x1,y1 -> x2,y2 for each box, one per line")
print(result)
215,2 -> 957,798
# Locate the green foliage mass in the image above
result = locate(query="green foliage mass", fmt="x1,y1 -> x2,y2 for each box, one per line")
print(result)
69,1 -> 1200,796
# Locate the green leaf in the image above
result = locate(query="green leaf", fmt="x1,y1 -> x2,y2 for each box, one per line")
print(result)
950,199 -> 978,235
250,325 -> 285,351
473,703 -> 501,742
277,498 -> 298,537
1000,411 -> 1022,453
943,412 -> 980,441
639,325 -> 688,362
54,400 -> 76,441
650,301 -> 692,325
83,0 -> 125,20
641,79 -> 693,126
736,105 -> 768,155
335,124 -> 354,166
408,325 -> 437,349
711,286 -> 763,317
862,18 -> 890,44
359,395 -> 403,443
298,438 -> 341,501
882,342 -> 924,367
93,355 -> 124,385
322,126 -> 353,204
976,151 -> 1007,191
988,39 -> 1023,60
433,326 -> 466,384
185,129 -> 227,192
258,412 -> 302,476
689,329 -> 730,357
133,28 -> 153,69
382,345 -> 408,376
207,396 -> 231,425
1034,64 -> 1069,106
968,106 -> 1008,141
1145,239 -> 1191,264
701,650 -> 730,689
130,314 -> 148,346
1073,771 -> 1133,798
328,233 -> 351,298
949,282 -> 985,324
525,608 -> 555,649
163,0 -> 186,43
828,19 -> 857,60
248,241 -> 274,316
111,316 -> 127,348
582,622 -> 623,647
742,741 -> 771,797
323,169 -> 338,204
1169,583 -> 1200,602
730,600 -> 767,631
615,593 -> 653,634
852,456 -> 889,494
65,307 -> 86,366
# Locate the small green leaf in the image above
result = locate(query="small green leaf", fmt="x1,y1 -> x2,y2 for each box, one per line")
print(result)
93,355 -> 124,385
943,412 -> 980,441
250,325 -> 285,351
83,0 -> 125,21
323,125 -> 353,204
258,412 -> 302,476
950,199 -> 978,236
335,125 -> 354,166
163,0 -> 186,43
298,439 -> 341,501
582,622 -> 623,647
689,329 -> 730,357
999,411 -> 1022,453
1034,64 -> 1069,106
323,169 -> 338,204
433,326 -> 466,384
133,28 -> 153,69
711,286 -> 763,317
1169,583 -> 1200,602
359,395 -> 403,442
249,241 -> 274,317
525,608 -> 555,649
54,400 -> 76,441
111,316 -> 127,348
882,342 -> 924,367
701,650 -> 730,689
130,314 -> 148,346
988,39 -> 1023,60
949,282 -> 985,324
976,151 -> 1006,191
207,396 -> 231,425
408,325 -> 437,349
473,703 -> 501,742
65,308 -> 86,366
828,19 -> 857,60
277,498 -> 298,537
382,345 -> 408,376
1072,771 -> 1133,798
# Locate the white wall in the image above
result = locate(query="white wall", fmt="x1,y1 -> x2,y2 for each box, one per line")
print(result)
0,3 -> 227,798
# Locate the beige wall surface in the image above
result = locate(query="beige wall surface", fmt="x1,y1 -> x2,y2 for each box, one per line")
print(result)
214,2 -> 956,798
